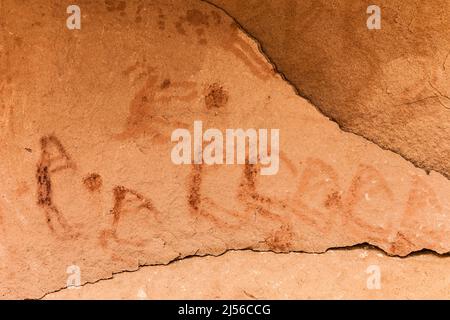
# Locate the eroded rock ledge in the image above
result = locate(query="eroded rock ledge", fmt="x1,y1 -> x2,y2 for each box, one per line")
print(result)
44,248 -> 450,300
206,0 -> 450,179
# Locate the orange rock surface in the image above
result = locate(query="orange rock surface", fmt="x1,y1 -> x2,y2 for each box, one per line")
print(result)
0,0 -> 449,299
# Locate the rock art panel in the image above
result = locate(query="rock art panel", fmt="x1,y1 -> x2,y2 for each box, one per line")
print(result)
0,0 -> 449,299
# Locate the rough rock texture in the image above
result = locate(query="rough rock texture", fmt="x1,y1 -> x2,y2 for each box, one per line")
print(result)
208,0 -> 450,178
46,249 -> 450,300
1,0 -> 450,299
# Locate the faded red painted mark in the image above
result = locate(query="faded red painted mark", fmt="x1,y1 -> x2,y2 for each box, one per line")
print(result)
83,173 -> 103,192
36,135 -> 77,237
100,185 -> 161,250
117,67 -> 194,142
205,83 -> 229,110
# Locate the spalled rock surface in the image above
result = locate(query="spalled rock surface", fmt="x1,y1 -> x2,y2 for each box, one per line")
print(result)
46,249 -> 450,300
208,0 -> 450,178
1,0 -> 450,298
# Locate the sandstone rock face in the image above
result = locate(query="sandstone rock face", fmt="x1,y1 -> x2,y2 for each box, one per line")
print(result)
0,0 -> 449,299
208,0 -> 450,178
45,249 -> 450,300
